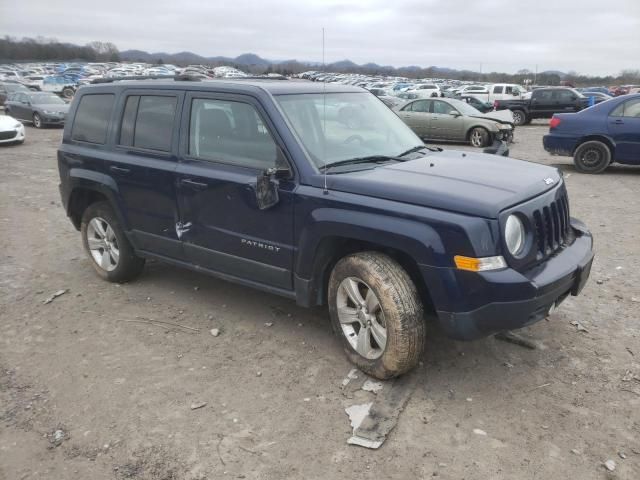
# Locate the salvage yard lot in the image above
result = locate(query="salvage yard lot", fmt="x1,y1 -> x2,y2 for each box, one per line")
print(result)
1,120 -> 639,479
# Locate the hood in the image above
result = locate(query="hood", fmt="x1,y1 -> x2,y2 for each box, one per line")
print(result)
37,103 -> 69,113
320,151 -> 562,218
471,109 -> 514,125
0,115 -> 21,129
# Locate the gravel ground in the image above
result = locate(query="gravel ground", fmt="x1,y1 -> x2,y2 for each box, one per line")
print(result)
1,120 -> 639,480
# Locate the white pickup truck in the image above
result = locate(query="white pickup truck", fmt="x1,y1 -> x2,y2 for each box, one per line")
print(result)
463,84 -> 525,103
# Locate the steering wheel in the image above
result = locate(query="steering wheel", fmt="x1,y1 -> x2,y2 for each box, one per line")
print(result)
344,135 -> 364,145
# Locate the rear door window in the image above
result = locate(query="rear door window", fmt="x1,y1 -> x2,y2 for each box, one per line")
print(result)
493,86 -> 503,94
622,99 -> 640,118
71,94 -> 115,144
118,95 -> 177,151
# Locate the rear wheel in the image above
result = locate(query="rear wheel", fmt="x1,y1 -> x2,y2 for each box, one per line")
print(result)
33,113 -> 42,128
469,127 -> 490,148
511,110 -> 527,126
573,140 -> 611,174
328,252 -> 425,379
81,201 -> 145,282
62,87 -> 75,99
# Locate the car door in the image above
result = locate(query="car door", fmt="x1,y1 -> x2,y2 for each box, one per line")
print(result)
608,98 -> 640,163
175,92 -> 296,290
105,89 -> 185,260
431,100 -> 464,140
554,89 -> 581,113
396,100 -> 431,137
530,90 -> 554,117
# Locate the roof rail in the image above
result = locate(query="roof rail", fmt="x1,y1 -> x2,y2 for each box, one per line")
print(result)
90,74 -> 202,84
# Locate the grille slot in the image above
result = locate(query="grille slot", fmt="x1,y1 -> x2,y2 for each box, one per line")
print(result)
0,130 -> 17,141
531,191 -> 571,259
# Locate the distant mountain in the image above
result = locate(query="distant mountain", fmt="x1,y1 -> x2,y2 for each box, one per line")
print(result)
120,50 -> 273,66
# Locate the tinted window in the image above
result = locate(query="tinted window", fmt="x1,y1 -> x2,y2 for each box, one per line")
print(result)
505,86 -> 513,94
536,90 -> 553,101
189,98 -> 278,169
71,94 -> 115,144
493,86 -> 503,94
127,95 -> 176,151
119,96 -> 140,147
555,90 -> 576,102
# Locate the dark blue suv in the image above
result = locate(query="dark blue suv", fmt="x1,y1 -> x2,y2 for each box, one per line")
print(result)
58,78 -> 594,379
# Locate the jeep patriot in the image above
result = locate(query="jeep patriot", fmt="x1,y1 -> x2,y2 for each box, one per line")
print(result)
58,78 -> 594,379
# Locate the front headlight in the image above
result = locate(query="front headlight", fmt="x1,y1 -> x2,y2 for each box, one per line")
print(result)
505,214 -> 525,256
14,123 -> 22,128
43,110 -> 57,115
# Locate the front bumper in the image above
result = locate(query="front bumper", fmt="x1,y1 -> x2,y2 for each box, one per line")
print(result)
0,126 -> 25,144
42,114 -> 66,125
426,220 -> 594,340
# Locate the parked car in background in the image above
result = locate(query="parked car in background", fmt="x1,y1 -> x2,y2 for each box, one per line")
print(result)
395,97 -> 513,147
0,114 -> 26,144
4,91 -> 69,128
0,82 -> 31,105
494,87 -> 591,126
459,95 -> 494,113
407,84 -> 441,98
581,91 -> 613,104
579,87 -> 610,96
543,94 -> 640,173
464,83 -> 525,103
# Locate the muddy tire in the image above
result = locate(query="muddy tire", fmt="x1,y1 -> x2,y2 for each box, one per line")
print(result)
328,252 -> 425,379
511,109 -> 527,126
469,127 -> 490,148
573,140 -> 611,174
81,201 -> 145,283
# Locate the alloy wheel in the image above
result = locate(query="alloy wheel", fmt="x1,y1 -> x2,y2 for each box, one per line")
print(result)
336,277 -> 387,360
470,130 -> 483,147
86,217 -> 120,272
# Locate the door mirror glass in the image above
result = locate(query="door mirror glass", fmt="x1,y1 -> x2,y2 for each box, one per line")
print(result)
256,169 -> 280,210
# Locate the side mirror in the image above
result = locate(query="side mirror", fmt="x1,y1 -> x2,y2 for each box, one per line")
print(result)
255,149 -> 291,210
512,91 -> 519,96
450,110 -> 460,117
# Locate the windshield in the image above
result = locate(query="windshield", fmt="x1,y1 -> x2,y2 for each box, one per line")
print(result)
275,92 -> 423,168
31,93 -> 66,105
5,84 -> 29,92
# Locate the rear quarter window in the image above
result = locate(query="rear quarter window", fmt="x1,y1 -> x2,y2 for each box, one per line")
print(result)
71,94 -> 115,144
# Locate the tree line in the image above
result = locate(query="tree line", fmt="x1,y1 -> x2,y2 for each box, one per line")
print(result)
0,37 -> 120,62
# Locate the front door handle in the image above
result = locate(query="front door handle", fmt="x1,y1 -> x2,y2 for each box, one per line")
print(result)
613,119 -> 624,125
180,178 -> 208,189
110,165 -> 130,175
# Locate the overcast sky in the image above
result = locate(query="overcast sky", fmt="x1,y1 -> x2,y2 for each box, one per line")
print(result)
1,0 -> 639,75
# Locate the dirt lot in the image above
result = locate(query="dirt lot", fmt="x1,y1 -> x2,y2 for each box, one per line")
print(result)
1,120 -> 639,480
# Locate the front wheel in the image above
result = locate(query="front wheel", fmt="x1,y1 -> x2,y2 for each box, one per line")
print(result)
469,127 -> 490,148
33,113 -> 42,128
573,141 -> 611,174
81,201 -> 145,282
328,252 -> 425,379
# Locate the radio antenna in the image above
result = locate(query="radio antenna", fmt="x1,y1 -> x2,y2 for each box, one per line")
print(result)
322,27 -> 328,195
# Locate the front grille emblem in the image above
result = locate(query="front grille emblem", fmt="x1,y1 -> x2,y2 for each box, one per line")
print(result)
544,177 -> 555,185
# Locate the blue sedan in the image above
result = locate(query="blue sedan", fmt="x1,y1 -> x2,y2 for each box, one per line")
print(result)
543,94 -> 640,173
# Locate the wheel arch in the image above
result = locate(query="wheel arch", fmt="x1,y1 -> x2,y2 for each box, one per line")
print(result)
66,171 -> 125,230
297,235 -> 436,314
572,135 -> 615,157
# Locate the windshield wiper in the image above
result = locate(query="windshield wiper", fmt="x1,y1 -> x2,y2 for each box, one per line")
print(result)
320,155 -> 401,172
397,145 -> 441,157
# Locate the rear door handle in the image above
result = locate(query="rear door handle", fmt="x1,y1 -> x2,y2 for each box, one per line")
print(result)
110,166 -> 130,175
613,119 -> 624,124
180,178 -> 208,189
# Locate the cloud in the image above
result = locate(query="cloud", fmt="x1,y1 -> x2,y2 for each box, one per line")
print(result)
1,0 -> 638,75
